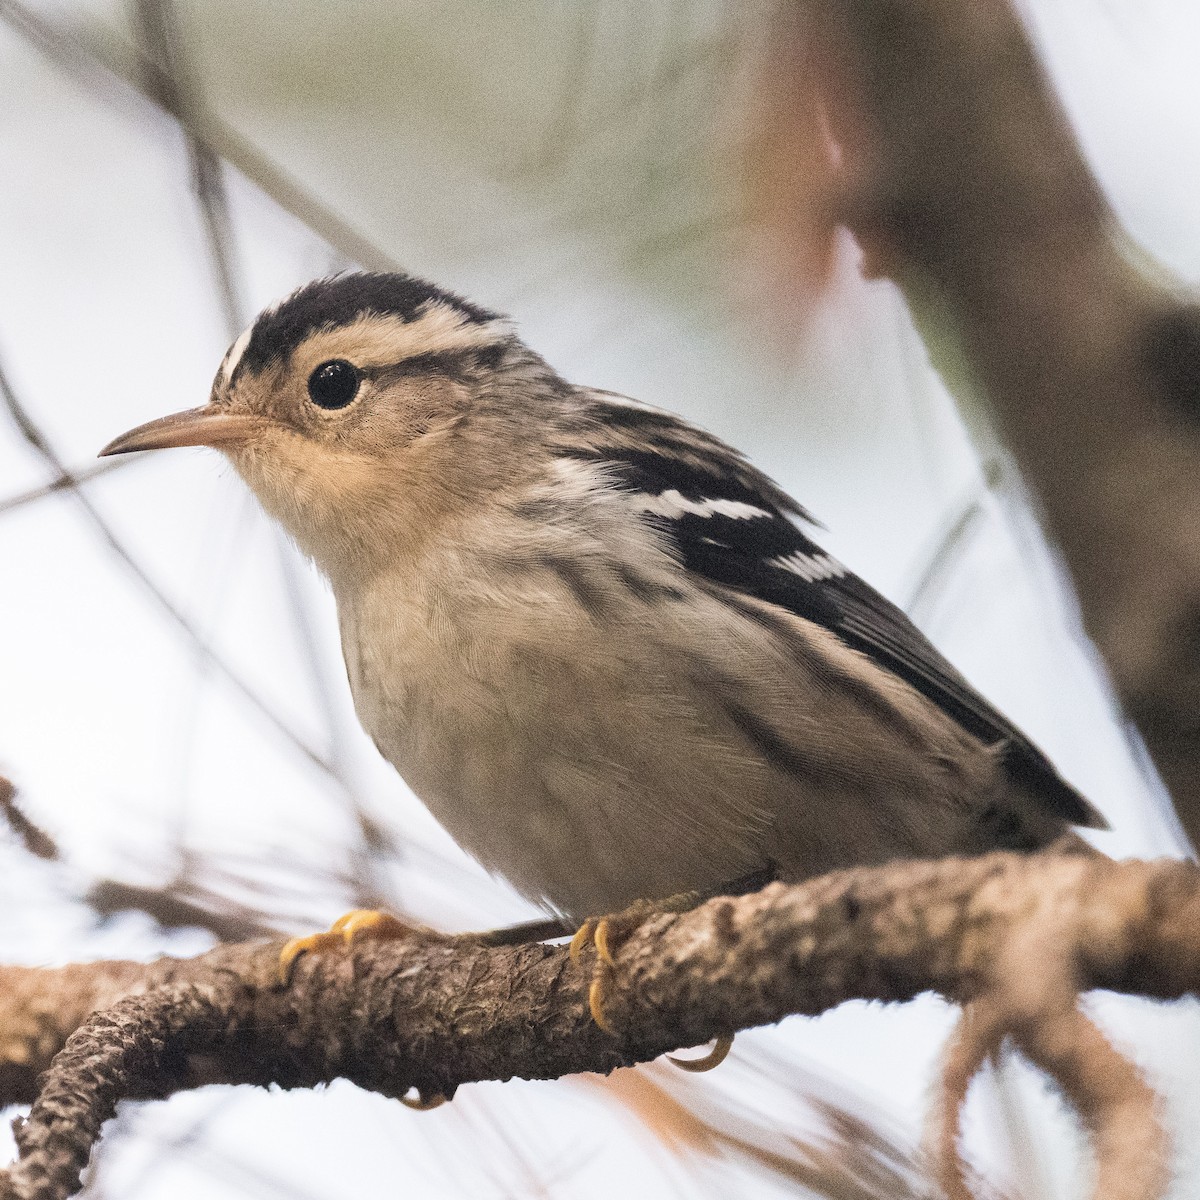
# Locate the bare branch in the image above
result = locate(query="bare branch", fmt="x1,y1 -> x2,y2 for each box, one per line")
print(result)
1,851 -> 1193,1200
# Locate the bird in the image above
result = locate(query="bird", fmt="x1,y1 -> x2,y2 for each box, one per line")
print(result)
100,270 -> 1105,970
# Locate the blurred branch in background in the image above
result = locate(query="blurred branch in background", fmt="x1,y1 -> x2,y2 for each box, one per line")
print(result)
902,458 -> 1004,624
132,0 -> 244,337
812,0 -> 1200,848
130,0 -> 406,904
1,0 -> 496,952
0,462 -> 127,519
84,875 -> 282,944
0,778 -> 57,862
0,0 -> 397,274
0,353 -> 342,785
598,1052 -> 1010,1200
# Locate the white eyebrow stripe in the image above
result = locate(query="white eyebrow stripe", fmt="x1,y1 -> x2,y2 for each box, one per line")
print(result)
638,489 -> 774,521
222,324 -> 253,383
334,303 -> 515,364
225,297 -> 513,382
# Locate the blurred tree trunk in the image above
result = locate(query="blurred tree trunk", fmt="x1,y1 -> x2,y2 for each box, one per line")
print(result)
812,0 -> 1200,849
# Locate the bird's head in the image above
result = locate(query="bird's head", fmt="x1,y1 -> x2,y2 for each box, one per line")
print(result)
101,272 -> 522,578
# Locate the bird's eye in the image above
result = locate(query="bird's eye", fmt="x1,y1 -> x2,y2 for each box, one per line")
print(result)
307,360 -> 361,410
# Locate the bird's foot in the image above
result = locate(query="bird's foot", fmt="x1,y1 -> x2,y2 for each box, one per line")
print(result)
569,895 -> 734,1072
569,901 -> 656,1033
281,909 -> 450,1110
279,908 -> 432,985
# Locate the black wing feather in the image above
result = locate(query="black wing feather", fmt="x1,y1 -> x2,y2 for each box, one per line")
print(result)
567,396 -> 1105,830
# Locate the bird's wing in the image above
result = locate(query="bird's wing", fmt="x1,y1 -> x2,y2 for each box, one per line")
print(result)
563,391 -> 1106,830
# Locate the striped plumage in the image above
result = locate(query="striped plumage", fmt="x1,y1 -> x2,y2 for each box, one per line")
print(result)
105,272 -> 1106,919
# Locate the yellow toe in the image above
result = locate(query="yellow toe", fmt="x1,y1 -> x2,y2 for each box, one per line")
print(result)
572,914 -> 631,1034
335,909 -> 401,941
589,977 -> 617,1034
593,918 -> 616,966
279,909 -> 420,986
569,919 -> 596,962
278,932 -> 328,985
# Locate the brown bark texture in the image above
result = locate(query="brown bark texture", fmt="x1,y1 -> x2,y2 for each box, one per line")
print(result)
814,0 -> 1200,846
1,852 -> 1195,1200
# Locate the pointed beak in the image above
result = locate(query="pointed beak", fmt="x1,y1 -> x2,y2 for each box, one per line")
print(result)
99,406 -> 265,457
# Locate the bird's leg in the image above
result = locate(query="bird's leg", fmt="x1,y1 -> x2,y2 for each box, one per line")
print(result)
471,915 -> 578,945
280,910 -> 577,985
570,867 -> 775,1071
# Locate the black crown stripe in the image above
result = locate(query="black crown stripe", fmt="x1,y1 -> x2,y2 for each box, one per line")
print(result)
236,272 -> 501,378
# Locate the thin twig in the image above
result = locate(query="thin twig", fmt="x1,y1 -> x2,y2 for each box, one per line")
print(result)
0,0 -> 396,274
0,353 -> 340,783
0,460 -> 129,518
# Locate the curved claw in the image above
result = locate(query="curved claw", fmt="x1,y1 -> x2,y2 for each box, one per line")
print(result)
400,1090 -> 447,1111
593,918 -> 616,966
278,932 -> 327,985
569,919 -> 597,962
589,977 -> 617,1034
668,1033 -> 734,1073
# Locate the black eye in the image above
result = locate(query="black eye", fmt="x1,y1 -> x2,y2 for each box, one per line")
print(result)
307,360 -> 361,409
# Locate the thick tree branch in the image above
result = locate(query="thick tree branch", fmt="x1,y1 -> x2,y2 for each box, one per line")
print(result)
814,0 -> 1200,844
2,852 -> 1194,1200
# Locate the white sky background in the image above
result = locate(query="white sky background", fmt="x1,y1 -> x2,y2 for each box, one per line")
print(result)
1,1 -> 1198,1197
